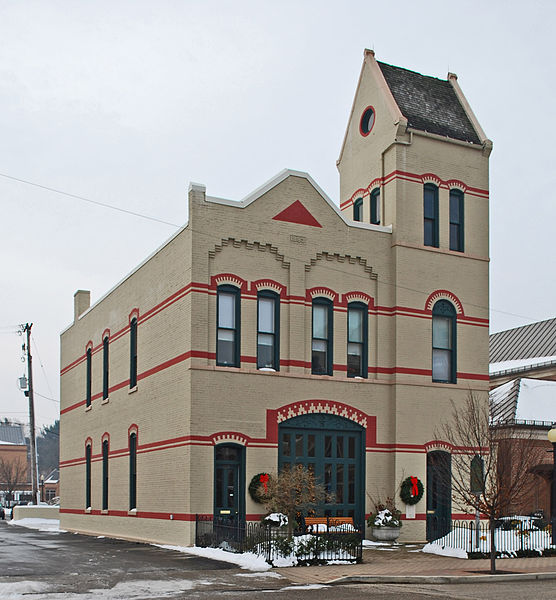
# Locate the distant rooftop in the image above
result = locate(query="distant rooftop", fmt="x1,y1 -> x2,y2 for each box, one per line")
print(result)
378,62 -> 481,145
490,378 -> 555,426
0,422 -> 26,445
490,318 -> 556,363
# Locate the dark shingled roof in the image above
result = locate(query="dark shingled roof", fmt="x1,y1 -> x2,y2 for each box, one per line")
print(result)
378,62 -> 481,145
0,422 -> 26,445
490,318 -> 556,363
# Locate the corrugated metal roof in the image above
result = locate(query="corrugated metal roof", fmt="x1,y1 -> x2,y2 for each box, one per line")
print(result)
490,379 -> 520,424
378,62 -> 481,145
0,423 -> 26,445
489,317 -> 556,362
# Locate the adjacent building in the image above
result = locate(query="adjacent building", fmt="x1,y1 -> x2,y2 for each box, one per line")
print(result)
60,51 -> 492,545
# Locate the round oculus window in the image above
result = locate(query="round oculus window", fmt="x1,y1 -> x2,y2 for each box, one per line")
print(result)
360,106 -> 375,136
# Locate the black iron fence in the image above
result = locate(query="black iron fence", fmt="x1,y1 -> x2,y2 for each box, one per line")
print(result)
195,515 -> 363,565
429,518 -> 554,555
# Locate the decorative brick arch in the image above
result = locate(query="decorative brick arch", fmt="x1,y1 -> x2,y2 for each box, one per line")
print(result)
446,180 -> 467,193
421,173 -> 443,187
101,432 -> 110,447
210,273 -> 248,292
250,279 -> 287,297
102,329 -> 110,341
267,399 -> 377,448
85,437 -> 93,450
212,432 -> 249,446
425,290 -> 464,315
305,287 -> 339,304
424,440 -> 453,453
128,308 -> 139,324
85,340 -> 93,352
341,291 -> 375,309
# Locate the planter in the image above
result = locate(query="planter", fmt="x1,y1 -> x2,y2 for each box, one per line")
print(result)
371,527 -> 401,542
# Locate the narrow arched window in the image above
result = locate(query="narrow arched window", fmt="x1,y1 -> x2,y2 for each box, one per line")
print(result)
217,285 -> 241,367
347,302 -> 368,378
129,318 -> 138,388
312,298 -> 333,375
424,184 -> 439,247
102,336 -> 109,400
85,348 -> 92,407
257,291 -> 279,370
102,439 -> 109,511
85,444 -> 92,509
370,188 -> 380,225
449,189 -> 464,252
432,300 -> 457,383
353,198 -> 363,222
129,433 -> 137,510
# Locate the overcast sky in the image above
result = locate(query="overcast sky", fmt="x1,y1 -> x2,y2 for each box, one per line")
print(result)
1,0 -> 554,429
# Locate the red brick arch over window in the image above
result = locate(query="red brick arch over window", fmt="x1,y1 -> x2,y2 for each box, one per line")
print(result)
266,399 -> 376,448
424,290 -> 464,315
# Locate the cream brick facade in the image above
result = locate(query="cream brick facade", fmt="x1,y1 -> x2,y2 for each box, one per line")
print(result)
60,51 -> 491,545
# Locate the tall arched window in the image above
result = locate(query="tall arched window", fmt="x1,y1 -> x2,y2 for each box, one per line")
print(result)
370,188 -> 380,225
432,300 -> 457,383
449,189 -> 464,252
85,443 -> 92,509
353,198 -> 363,222
347,302 -> 367,378
217,285 -> 241,367
129,318 -> 138,388
102,439 -> 109,510
129,432 -> 137,510
85,348 -> 92,407
257,291 -> 280,370
424,184 -> 439,247
312,298 -> 333,375
102,336 -> 109,400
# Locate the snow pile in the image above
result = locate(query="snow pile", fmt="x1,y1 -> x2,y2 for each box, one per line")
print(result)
310,522 -> 356,532
9,518 -> 64,533
155,544 -> 272,571
422,543 -> 468,559
263,513 -> 288,527
372,509 -> 401,528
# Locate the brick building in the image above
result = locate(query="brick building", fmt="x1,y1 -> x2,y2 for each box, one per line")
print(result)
60,51 -> 492,545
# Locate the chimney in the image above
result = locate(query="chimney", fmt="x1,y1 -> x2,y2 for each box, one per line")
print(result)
74,290 -> 91,322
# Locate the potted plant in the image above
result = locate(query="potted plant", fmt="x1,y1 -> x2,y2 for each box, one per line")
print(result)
367,497 -> 402,542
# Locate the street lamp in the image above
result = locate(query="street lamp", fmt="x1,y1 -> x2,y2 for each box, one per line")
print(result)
548,424 -> 556,546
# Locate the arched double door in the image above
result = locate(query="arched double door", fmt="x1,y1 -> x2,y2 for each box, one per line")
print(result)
278,413 -> 365,526
426,450 -> 451,541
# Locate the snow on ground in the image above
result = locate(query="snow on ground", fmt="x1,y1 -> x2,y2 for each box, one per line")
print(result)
155,544 -> 272,571
422,543 -> 468,559
362,539 -> 388,547
8,518 -> 64,533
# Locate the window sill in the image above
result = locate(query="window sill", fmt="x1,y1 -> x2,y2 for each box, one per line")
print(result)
101,509 -> 108,515
101,397 -> 109,405
85,405 -> 92,412
128,386 -> 138,394
85,507 -> 92,514
128,509 -> 137,516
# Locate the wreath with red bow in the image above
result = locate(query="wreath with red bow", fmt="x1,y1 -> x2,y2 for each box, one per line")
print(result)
400,476 -> 424,505
248,472 -> 271,504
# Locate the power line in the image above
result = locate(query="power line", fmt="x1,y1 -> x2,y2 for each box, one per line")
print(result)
0,171 -> 181,228
31,338 -> 58,404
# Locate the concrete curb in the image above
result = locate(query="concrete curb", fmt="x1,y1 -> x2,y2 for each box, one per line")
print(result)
326,571 -> 556,585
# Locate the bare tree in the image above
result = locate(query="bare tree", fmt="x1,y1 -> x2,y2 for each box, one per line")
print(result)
0,456 -> 28,506
260,465 -> 327,536
439,391 -> 545,573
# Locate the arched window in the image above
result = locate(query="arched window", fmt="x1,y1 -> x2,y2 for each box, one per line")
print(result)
347,302 -> 367,378
129,432 -> 137,510
312,298 -> 333,375
424,184 -> 439,247
353,198 -> 363,222
370,188 -> 380,225
257,291 -> 280,370
449,189 -> 464,252
102,439 -> 109,511
85,348 -> 92,407
102,336 -> 109,400
85,443 -> 92,509
432,300 -> 457,383
217,285 -> 241,367
129,318 -> 138,388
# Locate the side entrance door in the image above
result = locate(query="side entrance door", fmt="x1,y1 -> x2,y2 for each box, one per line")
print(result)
214,444 -> 245,522
426,450 -> 451,541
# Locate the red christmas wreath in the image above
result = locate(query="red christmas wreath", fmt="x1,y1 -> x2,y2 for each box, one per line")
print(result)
400,476 -> 424,505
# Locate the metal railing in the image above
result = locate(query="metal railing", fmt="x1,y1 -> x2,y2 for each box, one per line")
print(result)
195,515 -> 363,565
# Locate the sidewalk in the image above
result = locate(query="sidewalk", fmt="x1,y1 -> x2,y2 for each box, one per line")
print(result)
278,544 -> 556,585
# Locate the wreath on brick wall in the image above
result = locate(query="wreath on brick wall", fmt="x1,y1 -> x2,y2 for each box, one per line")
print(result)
400,476 -> 424,505
248,473 -> 271,504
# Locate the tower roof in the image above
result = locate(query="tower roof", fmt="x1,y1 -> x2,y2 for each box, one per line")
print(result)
0,422 -> 26,445
377,61 -> 481,145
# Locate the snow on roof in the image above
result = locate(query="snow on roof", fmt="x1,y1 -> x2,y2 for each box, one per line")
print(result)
489,356 -> 556,375
490,378 -> 556,424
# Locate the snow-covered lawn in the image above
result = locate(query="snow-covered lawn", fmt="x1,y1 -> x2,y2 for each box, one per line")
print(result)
8,518 -> 64,533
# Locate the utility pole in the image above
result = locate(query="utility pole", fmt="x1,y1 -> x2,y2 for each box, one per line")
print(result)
21,323 -> 39,505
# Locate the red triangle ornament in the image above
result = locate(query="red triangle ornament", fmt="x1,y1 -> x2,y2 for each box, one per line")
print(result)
272,200 -> 322,228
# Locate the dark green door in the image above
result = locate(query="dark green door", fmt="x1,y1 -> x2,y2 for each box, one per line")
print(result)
278,413 -> 364,526
426,450 -> 451,541
214,444 -> 245,522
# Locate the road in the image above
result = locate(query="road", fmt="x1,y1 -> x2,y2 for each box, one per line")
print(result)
1,522 -> 555,598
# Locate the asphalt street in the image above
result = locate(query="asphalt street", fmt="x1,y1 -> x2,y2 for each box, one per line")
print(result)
1,522 -> 555,599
